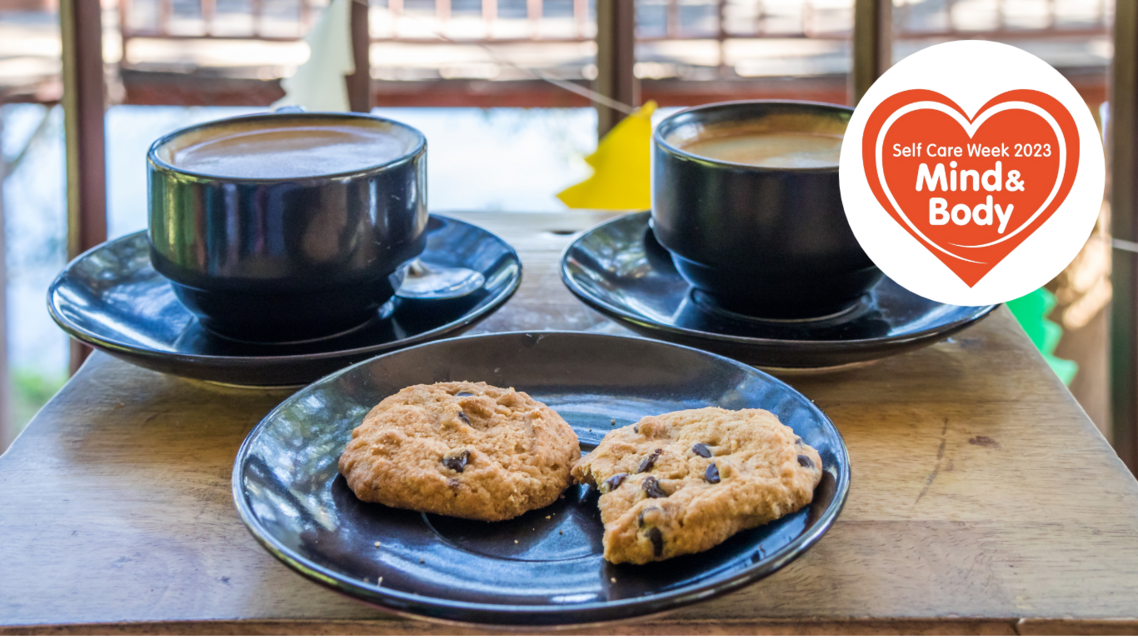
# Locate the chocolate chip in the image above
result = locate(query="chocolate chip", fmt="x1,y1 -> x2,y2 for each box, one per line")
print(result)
458,411 -> 471,425
795,436 -> 803,445
646,527 -> 664,556
443,450 -> 469,472
602,473 -> 628,493
637,449 -> 661,473
797,454 -> 814,468
637,505 -> 660,528
691,442 -> 712,458
705,462 -> 720,484
455,391 -> 475,397
642,476 -> 667,498
633,425 -> 639,434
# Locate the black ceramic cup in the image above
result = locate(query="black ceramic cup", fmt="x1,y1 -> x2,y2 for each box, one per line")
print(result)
148,111 -> 428,343
652,100 -> 881,320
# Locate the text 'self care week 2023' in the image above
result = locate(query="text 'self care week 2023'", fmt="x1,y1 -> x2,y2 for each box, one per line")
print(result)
840,42 -> 1104,306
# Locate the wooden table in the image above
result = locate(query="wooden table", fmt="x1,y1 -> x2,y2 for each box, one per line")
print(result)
2,211 -> 1137,635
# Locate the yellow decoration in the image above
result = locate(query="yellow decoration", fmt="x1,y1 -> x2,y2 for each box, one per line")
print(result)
557,101 -> 658,210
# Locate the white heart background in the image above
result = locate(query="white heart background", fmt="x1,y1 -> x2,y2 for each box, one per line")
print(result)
840,41 -> 1104,307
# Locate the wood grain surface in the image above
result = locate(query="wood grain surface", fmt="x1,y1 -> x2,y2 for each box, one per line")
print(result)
1,211 -> 1137,634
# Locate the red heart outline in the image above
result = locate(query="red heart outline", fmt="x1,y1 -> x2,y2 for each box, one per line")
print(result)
860,89 -> 1080,287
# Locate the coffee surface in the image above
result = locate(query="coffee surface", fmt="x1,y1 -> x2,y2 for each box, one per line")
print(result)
680,131 -> 843,168
169,123 -> 411,179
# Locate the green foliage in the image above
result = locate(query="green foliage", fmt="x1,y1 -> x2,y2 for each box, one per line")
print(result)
1006,288 -> 1078,386
11,367 -> 66,433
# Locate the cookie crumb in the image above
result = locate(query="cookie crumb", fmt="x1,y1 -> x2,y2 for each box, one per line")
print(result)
374,541 -> 381,547
610,577 -> 617,583
377,577 -> 383,585
611,419 -> 616,425
514,540 -> 519,544
559,530 -> 564,535
546,515 -> 551,519
419,558 -> 425,564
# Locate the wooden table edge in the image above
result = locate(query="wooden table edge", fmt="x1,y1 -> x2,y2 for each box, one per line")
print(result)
3,617 -> 1138,635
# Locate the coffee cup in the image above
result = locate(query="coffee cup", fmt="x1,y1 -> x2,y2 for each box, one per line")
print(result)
148,111 -> 428,342
652,100 -> 882,320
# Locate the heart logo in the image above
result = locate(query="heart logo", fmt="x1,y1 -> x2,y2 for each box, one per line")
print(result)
860,89 -> 1080,287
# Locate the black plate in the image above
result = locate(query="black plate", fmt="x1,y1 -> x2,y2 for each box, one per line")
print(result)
47,215 -> 521,386
561,211 -> 998,368
232,331 -> 850,626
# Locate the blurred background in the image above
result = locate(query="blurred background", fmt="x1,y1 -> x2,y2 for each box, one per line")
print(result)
0,0 -> 1116,448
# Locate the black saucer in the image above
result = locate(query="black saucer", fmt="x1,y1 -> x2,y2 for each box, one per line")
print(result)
561,211 -> 998,368
233,331 -> 849,626
48,215 -> 522,386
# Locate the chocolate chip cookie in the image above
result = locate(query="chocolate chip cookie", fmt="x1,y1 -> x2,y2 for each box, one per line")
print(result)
571,407 -> 822,564
339,381 -> 580,521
